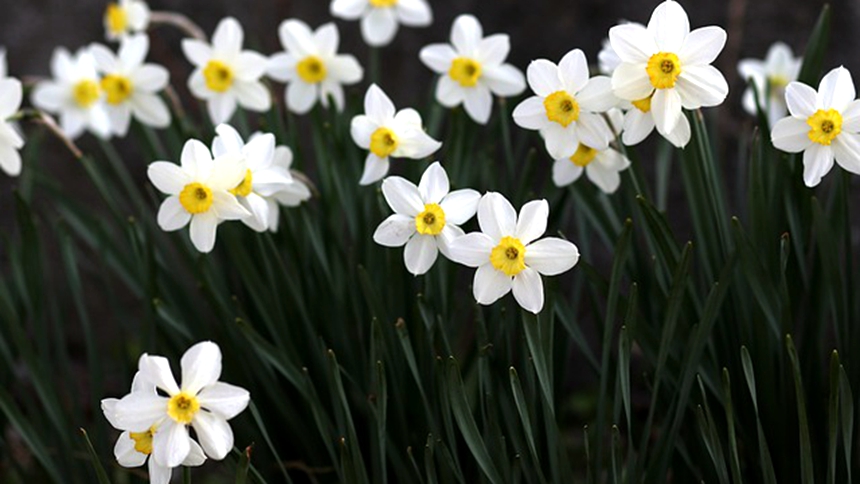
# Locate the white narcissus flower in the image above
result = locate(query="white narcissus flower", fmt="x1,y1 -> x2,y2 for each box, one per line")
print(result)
267,19 -> 363,115
330,0 -> 432,47
0,65 -> 24,176
738,42 -> 802,126
211,124 -> 294,232
374,162 -> 480,275
182,17 -> 271,124
419,14 -> 526,124
90,34 -> 171,136
513,49 -> 617,160
31,47 -> 112,140
351,84 -> 441,185
449,192 -> 580,314
771,66 -> 860,187
609,0 -> 728,148
104,0 -> 150,41
111,342 -> 251,467
552,109 -> 631,193
265,145 -> 312,233
147,138 -> 250,253
102,373 -> 206,484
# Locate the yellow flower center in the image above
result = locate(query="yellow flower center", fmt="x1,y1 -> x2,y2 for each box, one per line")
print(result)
570,144 -> 599,167
646,52 -> 682,89
128,426 -> 157,455
167,392 -> 201,424
105,4 -> 128,35
369,0 -> 398,6
490,236 -> 527,276
100,74 -> 134,105
230,169 -> 254,197
203,60 -> 234,93
449,57 -> 482,87
179,182 -> 214,214
370,127 -> 399,158
73,80 -> 101,108
415,203 -> 446,235
807,109 -> 843,146
296,56 -> 327,84
543,91 -> 580,127
632,94 -> 653,113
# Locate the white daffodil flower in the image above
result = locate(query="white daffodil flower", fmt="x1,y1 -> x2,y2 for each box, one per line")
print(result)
0,68 -> 24,176
608,0 -> 728,148
211,124 -> 294,232
89,34 -> 170,136
552,109 -> 631,193
620,88 -> 690,147
330,0 -> 432,47
771,66 -> 860,187
182,17 -> 271,124
104,0 -> 150,41
351,84 -> 441,185
738,42 -> 802,126
32,47 -> 111,140
513,49 -> 617,160
266,145 -> 312,233
147,138 -> 250,253
102,373 -> 206,484
419,14 -> 526,124
374,162 -> 480,275
267,19 -> 363,115
448,192 -> 580,314
111,342 -> 251,468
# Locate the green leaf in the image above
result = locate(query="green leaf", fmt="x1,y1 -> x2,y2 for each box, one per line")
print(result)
740,346 -> 777,484
509,367 -> 547,484
79,429 -> 111,484
235,445 -> 252,484
797,5 -> 832,85
721,369 -> 742,484
839,366 -> 854,484
786,334 -> 814,484
828,351 -> 840,484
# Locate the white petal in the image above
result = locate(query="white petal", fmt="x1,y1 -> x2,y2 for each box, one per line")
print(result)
157,197 -> 192,231
393,107 -> 423,128
675,65 -> 729,109
233,81 -> 271,112
552,158 -> 584,186
524,237 -> 580,275
404,235 -> 438,275
516,199 -> 548,245
842,100 -> 860,132
478,192 -> 516,241
451,14 -> 483,56
148,458 -> 172,484
328,55 -> 363,84
439,188 -> 481,225
191,411 -> 234,460
611,63 -> 653,101
182,39 -> 212,67
437,224 -> 465,259
418,161 -> 449,204
586,159 -> 623,193
542,123 -> 578,159
511,267 -> 544,314
278,19 -> 317,58
113,392 -> 168,432
394,128 -> 441,159
436,76 -> 465,107
359,153 -> 390,185
90,44 -> 119,73
364,84 -> 396,123
448,232 -> 494,267
648,0 -> 690,52
477,34 -> 510,66
609,24 -> 657,64
331,0 -> 366,19
114,432 -> 147,468
314,23 -> 340,57
180,341 -> 222,394
559,49 -> 589,93
189,212 -> 219,253
622,108 -> 655,146
785,82 -> 819,118
679,26 -> 726,66
266,52 -> 297,82
420,44 -> 458,74
0,146 -> 21,177
207,94 -> 237,125
197,382 -> 249,419
182,439 -> 207,467
832,132 -> 860,175
31,82 -> 66,112
802,143 -> 834,187
513,96 -> 547,131
233,52 -> 269,81
771,117 -> 812,153
526,59 -> 563,97
576,76 -> 617,113
239,193 -> 269,232
152,420 -> 190,468
118,34 -> 148,68
147,162 -> 189,195
651,87 -> 682,134
130,93 -> 171,128
351,115 -> 377,149
395,0 -> 432,26
576,113 -> 613,151
482,64 -> 526,97
132,64 -> 170,92
286,81 -> 317,114
361,7 -> 399,47
212,17 -> 244,58
663,112 -> 691,148
463,85 -> 493,124
139,354 -> 180,395
381,176 -> 423,215
373,214 -> 416,247
212,191 -> 251,220
473,264 -> 512,305
818,66 -> 855,112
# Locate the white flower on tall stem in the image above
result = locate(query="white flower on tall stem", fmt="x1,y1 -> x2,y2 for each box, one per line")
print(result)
419,14 -> 526,124
110,342 -> 251,467
374,162 -> 480,275
267,19 -> 363,115
31,47 -> 111,140
330,0 -> 432,47
351,84 -> 441,185
182,17 -> 271,124
608,0 -> 728,148
147,138 -> 250,253
89,34 -> 170,136
771,66 -> 860,187
104,0 -> 150,41
265,145 -> 312,233
448,192 -> 580,314
738,42 -> 801,126
552,110 -> 631,193
0,71 -> 24,176
513,49 -> 617,159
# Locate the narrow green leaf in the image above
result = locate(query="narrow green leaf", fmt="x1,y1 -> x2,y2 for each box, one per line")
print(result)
740,346 -> 777,484
786,335 -> 814,484
235,445 -> 252,484
722,369 -> 742,484
828,351 -> 840,484
839,366 -> 854,484
797,5 -> 832,85
80,428 -> 112,484
509,367 -> 547,484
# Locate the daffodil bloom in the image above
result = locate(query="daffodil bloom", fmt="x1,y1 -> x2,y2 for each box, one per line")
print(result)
267,19 -> 363,114
182,17 -> 271,124
265,145 -> 312,233
738,42 -> 801,126
0,57 -> 24,176
111,342 -> 251,467
609,0 -> 728,148
374,162 -> 480,275
104,0 -> 150,41
211,125 -> 294,232
32,47 -> 111,140
351,84 -> 441,185
89,34 -> 170,136
419,14 -> 526,124
147,139 -> 250,253
552,110 -> 631,193
102,373 -> 206,484
513,49 -> 617,159
771,66 -> 860,187
448,192 -> 580,314
330,0 -> 432,47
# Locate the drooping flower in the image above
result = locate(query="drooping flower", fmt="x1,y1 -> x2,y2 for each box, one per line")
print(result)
265,145 -> 312,233
608,0 -> 728,147
513,49 -> 617,159
267,19 -> 363,114
31,47 -> 111,140
330,0 -> 432,47
147,138 -> 250,253
104,0 -> 150,41
182,17 -> 271,124
552,110 -> 631,193
110,342 -> 251,467
738,42 -> 802,126
89,34 -> 170,136
448,192 -> 580,314
771,66 -> 860,187
374,162 -> 480,275
419,14 -> 526,124
0,56 -> 24,176
351,84 -> 441,185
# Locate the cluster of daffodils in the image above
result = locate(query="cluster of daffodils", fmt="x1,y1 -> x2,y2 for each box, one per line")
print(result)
0,50 -> 25,176
104,0 -> 151,41
102,342 -> 249,484
738,42 -> 801,126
